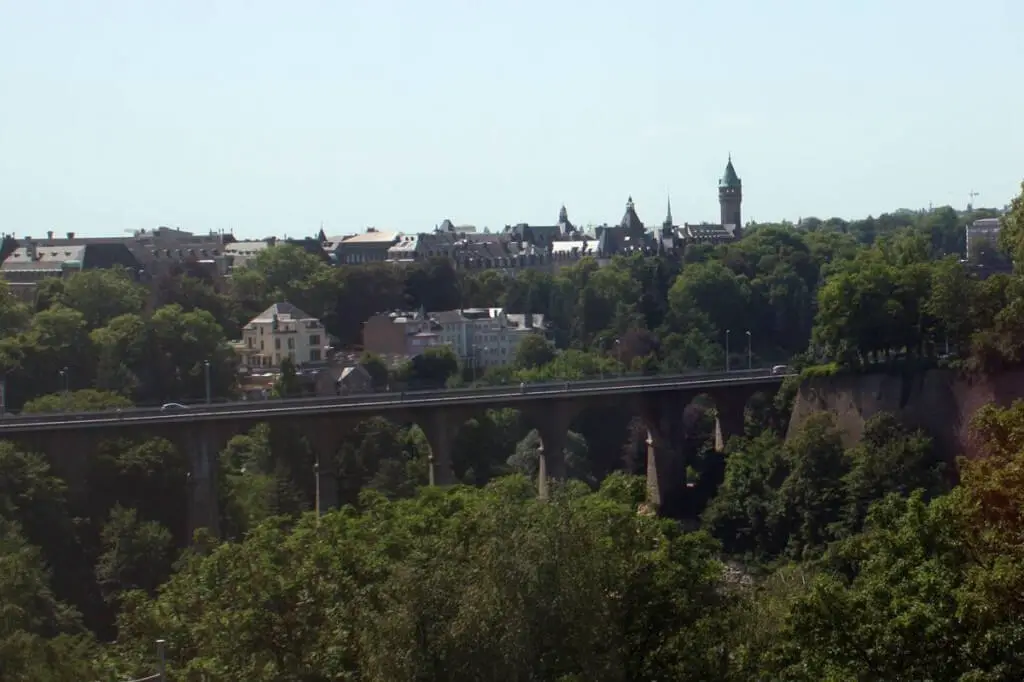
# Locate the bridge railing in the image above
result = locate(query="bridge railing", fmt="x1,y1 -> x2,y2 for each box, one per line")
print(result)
0,366 -> 789,425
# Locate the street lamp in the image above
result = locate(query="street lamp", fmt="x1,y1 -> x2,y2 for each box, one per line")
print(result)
314,460 -> 321,519
615,339 -> 622,375
59,367 -> 69,410
746,330 -> 752,370
204,360 -> 212,404
725,330 -> 731,372
156,639 -> 166,682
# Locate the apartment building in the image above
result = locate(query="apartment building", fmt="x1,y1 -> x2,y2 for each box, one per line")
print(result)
237,302 -> 331,368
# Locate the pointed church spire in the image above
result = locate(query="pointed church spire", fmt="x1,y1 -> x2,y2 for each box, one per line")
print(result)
665,196 -> 673,226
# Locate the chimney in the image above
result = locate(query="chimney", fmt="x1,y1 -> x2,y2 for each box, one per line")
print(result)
46,230 -> 53,240
25,240 -> 37,261
66,232 -> 75,239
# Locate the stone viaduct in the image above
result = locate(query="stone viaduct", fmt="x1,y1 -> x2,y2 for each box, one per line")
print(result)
0,372 -> 787,537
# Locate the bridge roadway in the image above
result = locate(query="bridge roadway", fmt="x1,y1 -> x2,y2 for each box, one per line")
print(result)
0,368 -> 792,435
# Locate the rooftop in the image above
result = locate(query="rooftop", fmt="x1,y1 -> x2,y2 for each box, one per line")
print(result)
251,302 -> 319,324
341,231 -> 400,245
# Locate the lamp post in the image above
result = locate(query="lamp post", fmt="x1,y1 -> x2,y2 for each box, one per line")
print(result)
156,638 -> 166,682
746,330 -> 752,369
314,460 -> 321,519
59,367 -> 69,410
204,360 -> 212,404
615,339 -> 622,375
725,330 -> 731,372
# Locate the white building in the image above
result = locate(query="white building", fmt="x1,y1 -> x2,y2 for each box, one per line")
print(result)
237,302 -> 331,368
431,308 -> 545,369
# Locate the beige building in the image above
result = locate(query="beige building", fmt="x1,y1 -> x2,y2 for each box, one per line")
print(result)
237,302 -> 331,368
433,308 -> 544,369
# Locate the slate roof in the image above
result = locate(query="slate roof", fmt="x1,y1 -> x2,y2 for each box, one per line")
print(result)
251,302 -> 317,323
719,156 -> 741,189
620,196 -> 644,233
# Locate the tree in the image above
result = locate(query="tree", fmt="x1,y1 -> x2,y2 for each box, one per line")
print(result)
95,506 -> 174,603
273,356 -> 302,398
58,268 -> 148,330
89,313 -> 149,395
0,279 -> 30,333
115,478 -> 734,680
21,389 -> 132,414
403,346 -> 459,389
927,256 -> 976,354
702,430 -> 788,558
998,180 -> 1024,266
667,260 -> 750,339
838,412 -> 946,536
0,519 -> 107,682
16,305 -> 93,399
359,352 -> 390,389
514,333 -> 555,370
507,429 -> 594,485
144,304 -> 237,402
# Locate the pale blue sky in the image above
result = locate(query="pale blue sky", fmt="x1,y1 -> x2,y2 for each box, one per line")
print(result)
1,0 -> 1022,239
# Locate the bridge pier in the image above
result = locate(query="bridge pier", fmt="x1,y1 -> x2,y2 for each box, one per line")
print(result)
304,420 -> 356,514
640,393 -> 690,517
416,409 -> 460,486
172,422 -> 237,541
523,400 -> 579,500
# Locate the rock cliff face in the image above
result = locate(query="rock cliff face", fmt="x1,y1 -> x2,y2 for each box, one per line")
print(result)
787,369 -> 1024,459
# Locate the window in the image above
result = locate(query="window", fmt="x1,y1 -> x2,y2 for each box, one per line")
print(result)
260,340 -> 265,351
287,337 -> 295,350
274,338 -> 281,350
309,334 -> 321,346
310,349 -> 322,362
247,337 -> 253,348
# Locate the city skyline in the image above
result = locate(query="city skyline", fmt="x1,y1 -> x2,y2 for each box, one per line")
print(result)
2,0 -> 1022,239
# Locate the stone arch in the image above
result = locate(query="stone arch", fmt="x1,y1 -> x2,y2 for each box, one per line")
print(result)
564,397 -> 638,482
405,406 -> 482,486
685,392 -> 730,452
744,388 -> 782,432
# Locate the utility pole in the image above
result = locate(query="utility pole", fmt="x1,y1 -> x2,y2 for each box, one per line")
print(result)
968,190 -> 979,211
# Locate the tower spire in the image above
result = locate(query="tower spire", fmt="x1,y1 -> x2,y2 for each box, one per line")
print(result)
665,195 -> 673,226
